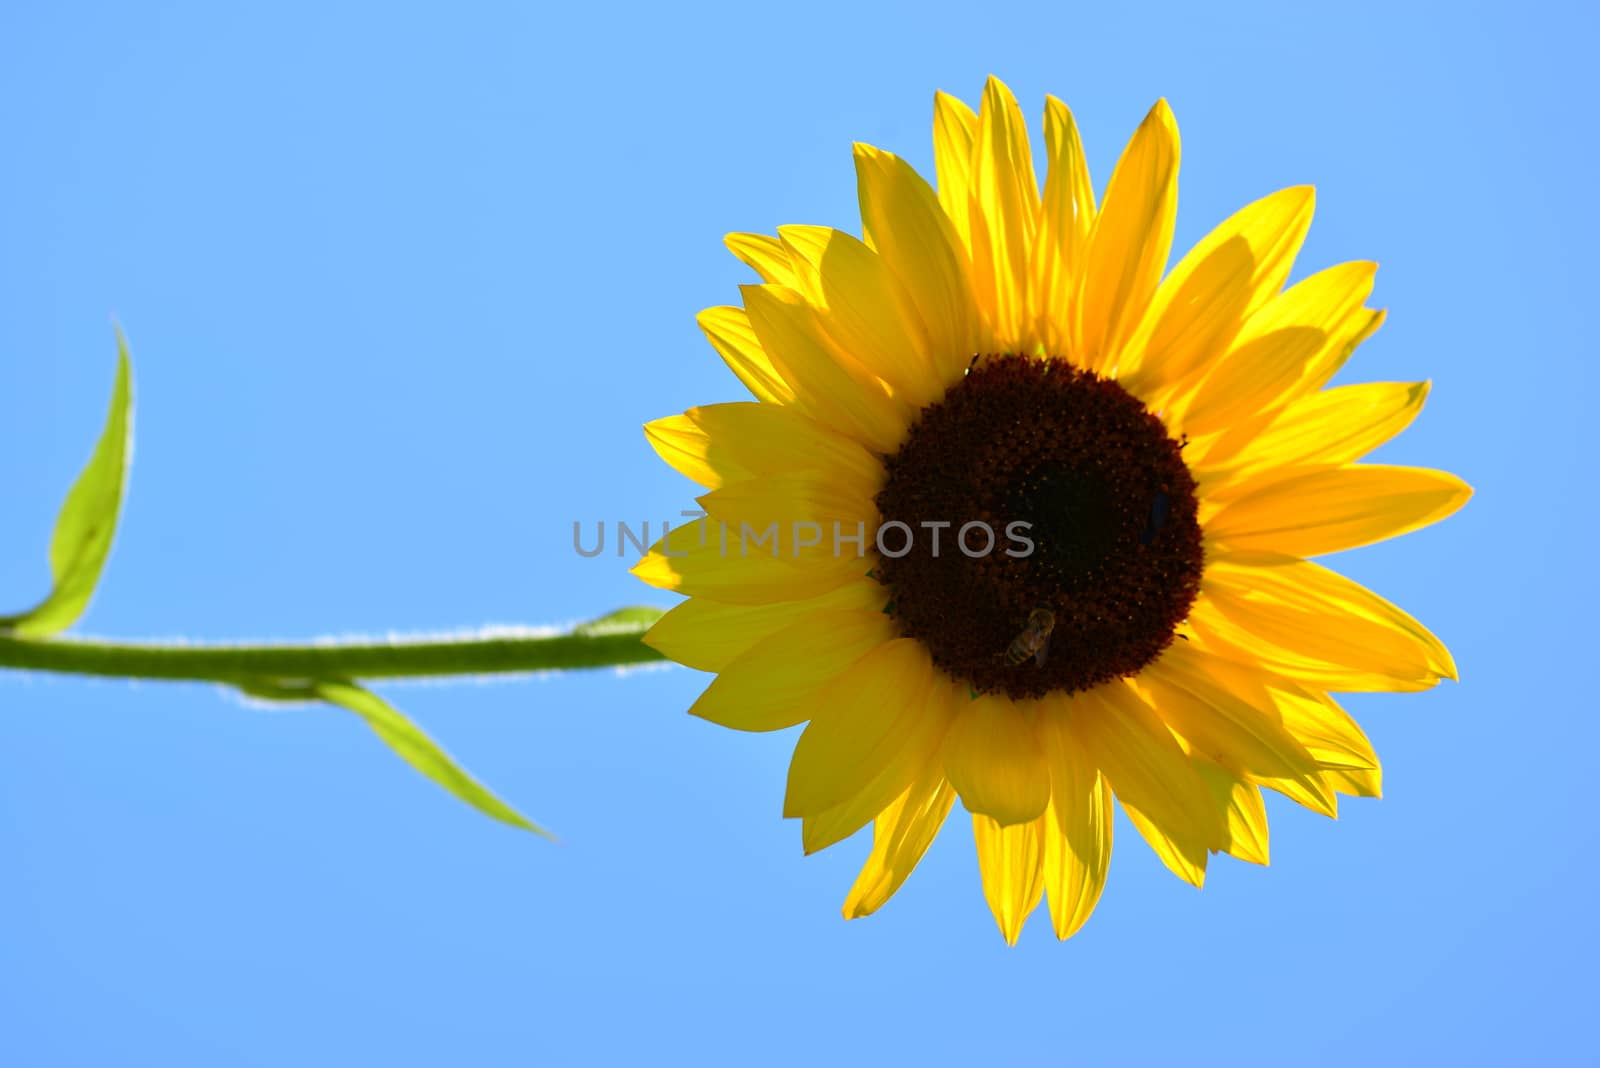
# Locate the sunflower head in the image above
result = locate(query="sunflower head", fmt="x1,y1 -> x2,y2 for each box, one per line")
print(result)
634,77 -> 1469,944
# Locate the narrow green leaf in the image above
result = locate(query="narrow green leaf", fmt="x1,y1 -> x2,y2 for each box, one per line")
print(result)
299,678 -> 555,839
571,605 -> 666,636
2,334 -> 133,636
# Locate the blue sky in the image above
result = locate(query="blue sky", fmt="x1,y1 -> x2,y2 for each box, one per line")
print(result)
1,1 -> 1593,1064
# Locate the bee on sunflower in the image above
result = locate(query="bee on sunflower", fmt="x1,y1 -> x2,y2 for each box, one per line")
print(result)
633,77 -> 1469,943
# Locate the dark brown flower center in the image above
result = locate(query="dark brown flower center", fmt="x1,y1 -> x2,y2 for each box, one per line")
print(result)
873,354 -> 1203,699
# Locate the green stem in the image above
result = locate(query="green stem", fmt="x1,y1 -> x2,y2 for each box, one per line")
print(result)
0,625 -> 668,686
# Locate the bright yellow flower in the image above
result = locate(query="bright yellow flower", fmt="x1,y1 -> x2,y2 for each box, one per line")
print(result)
633,77 -> 1470,943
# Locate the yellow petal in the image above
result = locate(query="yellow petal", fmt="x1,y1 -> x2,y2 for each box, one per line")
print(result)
1195,760 -> 1270,865
973,812 -> 1047,945
942,693 -> 1051,826
724,231 -> 796,286
1193,309 -> 1387,470
696,305 -> 795,406
783,638 -> 941,817
697,472 -> 876,536
1237,260 -> 1378,346
644,401 -> 882,495
1178,325 -> 1329,439
688,609 -> 898,732
1325,765 -> 1383,798
642,580 -> 887,673
1173,261 -> 1378,444
1164,642 -> 1383,797
967,76 -> 1041,350
1301,308 -> 1388,397
1197,380 -> 1431,492
643,412 -> 754,490
1032,95 -> 1095,354
1188,595 -> 1434,694
842,761 -> 957,918
932,90 -> 979,253
1059,681 -> 1217,887
1160,650 -> 1380,816
741,284 -> 910,453
854,143 -> 977,382
805,680 -> 960,854
1119,186 -> 1314,398
631,518 -> 865,605
1203,555 -> 1457,685
1206,464 -> 1472,558
1040,713 -> 1112,939
1269,683 -> 1381,774
1139,643 -> 1336,817
1072,99 -> 1178,375
776,225 -> 942,407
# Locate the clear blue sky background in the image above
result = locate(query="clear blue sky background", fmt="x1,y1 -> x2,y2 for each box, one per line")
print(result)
1,2 -> 1593,1064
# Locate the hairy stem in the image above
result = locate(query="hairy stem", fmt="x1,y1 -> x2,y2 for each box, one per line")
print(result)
0,627 -> 668,686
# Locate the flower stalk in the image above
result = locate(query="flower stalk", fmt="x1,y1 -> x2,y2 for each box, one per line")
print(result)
0,620 -> 667,686
4,337 -> 670,837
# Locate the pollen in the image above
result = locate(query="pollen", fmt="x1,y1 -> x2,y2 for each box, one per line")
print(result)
874,354 -> 1204,699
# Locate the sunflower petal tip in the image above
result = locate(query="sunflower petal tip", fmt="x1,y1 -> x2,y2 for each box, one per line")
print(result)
799,814 -> 847,857
1052,911 -> 1094,941
628,553 -> 677,589
983,76 -> 1024,113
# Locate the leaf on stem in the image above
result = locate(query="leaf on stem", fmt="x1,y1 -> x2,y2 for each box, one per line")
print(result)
241,677 -> 554,840
1,333 -> 134,636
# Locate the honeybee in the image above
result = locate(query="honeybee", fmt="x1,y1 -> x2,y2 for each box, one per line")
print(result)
1005,608 -> 1056,667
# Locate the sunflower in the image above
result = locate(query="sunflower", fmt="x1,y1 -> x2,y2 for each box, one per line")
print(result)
633,77 -> 1469,943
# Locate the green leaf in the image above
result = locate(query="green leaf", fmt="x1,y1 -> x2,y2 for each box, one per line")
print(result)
242,677 -> 554,839
571,604 -> 666,637
1,334 -> 134,636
